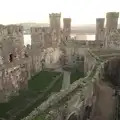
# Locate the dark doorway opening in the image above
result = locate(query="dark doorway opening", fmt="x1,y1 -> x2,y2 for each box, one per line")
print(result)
9,54 -> 13,62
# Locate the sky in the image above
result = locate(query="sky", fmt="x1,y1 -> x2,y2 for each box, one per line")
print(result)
1,0 -> 120,25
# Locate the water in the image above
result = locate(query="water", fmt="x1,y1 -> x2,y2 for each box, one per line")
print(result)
87,35 -> 95,40
24,35 -> 31,46
71,34 -> 95,41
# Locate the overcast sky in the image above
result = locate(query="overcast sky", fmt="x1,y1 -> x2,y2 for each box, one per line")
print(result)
1,0 -> 120,25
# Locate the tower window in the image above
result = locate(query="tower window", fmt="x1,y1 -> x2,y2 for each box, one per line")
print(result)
9,54 -> 13,62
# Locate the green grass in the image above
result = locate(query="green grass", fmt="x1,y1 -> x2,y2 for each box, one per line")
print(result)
29,71 -> 60,91
70,71 -> 84,84
0,71 -> 62,120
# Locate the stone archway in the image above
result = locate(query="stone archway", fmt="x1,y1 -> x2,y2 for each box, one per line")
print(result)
67,112 -> 78,120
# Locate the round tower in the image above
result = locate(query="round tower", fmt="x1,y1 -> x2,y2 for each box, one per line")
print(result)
104,12 -> 119,48
96,18 -> 105,40
63,18 -> 71,40
106,12 -> 119,32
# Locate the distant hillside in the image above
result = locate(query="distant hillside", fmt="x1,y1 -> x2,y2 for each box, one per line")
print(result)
19,22 -> 49,29
71,24 -> 95,34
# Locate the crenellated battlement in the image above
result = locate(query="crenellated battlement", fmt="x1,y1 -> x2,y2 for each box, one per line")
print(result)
49,13 -> 61,18
63,18 -> 71,22
31,27 -> 43,34
96,18 -> 105,23
6,24 -> 23,35
106,12 -> 119,18
31,27 -> 50,34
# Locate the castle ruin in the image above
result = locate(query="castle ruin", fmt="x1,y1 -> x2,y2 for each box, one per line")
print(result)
0,11 -> 120,120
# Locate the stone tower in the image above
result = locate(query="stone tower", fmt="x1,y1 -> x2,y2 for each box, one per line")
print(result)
105,12 -> 119,47
49,13 -> 61,45
96,18 -> 105,41
63,18 -> 71,40
106,12 -> 119,32
1,25 -> 24,63
49,13 -> 61,31
31,27 -> 44,51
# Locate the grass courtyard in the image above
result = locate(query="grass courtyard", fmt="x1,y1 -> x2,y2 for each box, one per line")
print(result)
0,71 -> 63,120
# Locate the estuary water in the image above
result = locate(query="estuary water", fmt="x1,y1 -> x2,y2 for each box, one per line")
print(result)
24,34 -> 95,46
